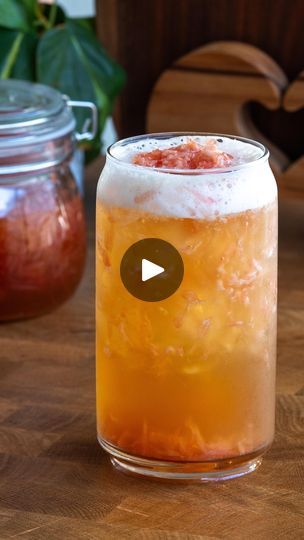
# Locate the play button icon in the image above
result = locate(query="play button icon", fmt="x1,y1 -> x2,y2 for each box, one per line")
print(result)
142,259 -> 165,282
120,238 -> 184,302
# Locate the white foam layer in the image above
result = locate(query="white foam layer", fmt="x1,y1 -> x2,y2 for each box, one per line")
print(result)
98,136 -> 277,219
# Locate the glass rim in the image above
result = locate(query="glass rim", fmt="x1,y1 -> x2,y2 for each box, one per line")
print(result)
107,132 -> 269,174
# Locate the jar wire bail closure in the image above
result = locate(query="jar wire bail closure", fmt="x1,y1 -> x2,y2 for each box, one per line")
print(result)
64,97 -> 98,142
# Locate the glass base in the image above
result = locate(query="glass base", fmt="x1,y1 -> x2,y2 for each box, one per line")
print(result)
98,437 -> 266,482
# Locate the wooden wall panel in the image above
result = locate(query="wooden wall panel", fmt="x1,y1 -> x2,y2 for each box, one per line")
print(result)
96,0 -> 304,143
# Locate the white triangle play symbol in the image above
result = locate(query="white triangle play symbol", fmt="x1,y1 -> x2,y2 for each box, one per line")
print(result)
141,259 -> 165,282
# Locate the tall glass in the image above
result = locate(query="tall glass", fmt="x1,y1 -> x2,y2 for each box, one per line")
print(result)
96,133 -> 277,481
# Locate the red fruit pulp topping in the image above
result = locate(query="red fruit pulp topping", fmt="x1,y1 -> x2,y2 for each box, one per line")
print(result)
132,139 -> 233,169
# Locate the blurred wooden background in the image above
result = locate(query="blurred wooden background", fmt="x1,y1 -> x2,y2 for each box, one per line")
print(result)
96,0 -> 304,167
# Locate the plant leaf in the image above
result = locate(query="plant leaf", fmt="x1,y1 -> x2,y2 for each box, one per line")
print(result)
37,20 -> 125,159
37,24 -> 97,132
72,17 -> 94,32
0,0 -> 31,31
23,0 -> 37,19
0,28 -> 18,74
11,32 -> 37,80
67,19 -> 125,105
0,28 -> 24,78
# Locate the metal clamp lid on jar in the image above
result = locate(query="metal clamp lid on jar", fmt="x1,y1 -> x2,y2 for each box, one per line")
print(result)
63,97 -> 97,142
0,79 -> 98,175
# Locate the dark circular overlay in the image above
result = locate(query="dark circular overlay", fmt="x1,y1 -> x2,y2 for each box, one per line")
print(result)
120,238 -> 184,302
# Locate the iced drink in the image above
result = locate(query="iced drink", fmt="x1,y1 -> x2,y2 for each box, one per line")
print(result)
96,134 -> 277,480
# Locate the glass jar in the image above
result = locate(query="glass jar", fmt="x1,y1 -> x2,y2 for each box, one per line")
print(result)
0,79 -> 97,321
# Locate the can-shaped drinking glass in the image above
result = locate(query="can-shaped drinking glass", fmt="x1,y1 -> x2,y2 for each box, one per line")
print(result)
96,133 -> 277,481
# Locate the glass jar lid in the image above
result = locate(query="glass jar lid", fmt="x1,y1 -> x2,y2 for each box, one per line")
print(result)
0,80 -> 97,176
0,79 -> 75,146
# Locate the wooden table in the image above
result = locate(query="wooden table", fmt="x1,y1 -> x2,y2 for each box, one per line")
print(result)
0,161 -> 303,539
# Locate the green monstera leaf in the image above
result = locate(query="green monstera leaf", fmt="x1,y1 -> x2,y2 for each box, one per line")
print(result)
37,19 -> 125,155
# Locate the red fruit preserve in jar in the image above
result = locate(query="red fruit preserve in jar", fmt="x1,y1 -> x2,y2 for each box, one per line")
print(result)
0,80 -> 96,320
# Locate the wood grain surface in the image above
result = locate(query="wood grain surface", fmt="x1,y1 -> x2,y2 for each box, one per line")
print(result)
0,160 -> 303,539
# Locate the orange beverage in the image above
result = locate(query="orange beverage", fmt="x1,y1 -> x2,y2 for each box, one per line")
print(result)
96,134 -> 277,480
